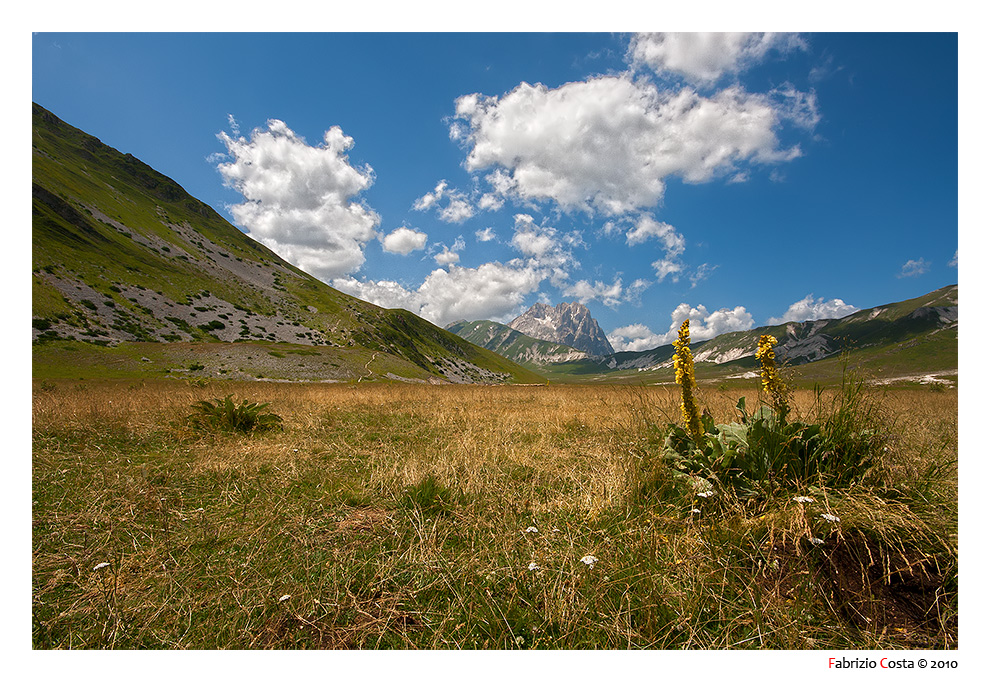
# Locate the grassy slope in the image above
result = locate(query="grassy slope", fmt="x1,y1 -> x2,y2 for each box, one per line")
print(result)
31,103 -> 542,384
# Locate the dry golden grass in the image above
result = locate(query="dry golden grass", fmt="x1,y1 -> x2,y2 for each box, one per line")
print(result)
32,379 -> 957,649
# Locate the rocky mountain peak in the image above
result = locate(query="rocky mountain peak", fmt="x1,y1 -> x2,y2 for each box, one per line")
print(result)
509,301 -> 614,356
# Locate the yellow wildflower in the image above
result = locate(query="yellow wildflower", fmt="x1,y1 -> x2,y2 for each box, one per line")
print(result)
756,334 -> 790,418
672,319 -> 705,444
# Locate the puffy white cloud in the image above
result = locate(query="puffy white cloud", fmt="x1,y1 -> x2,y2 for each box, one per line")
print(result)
332,277 -> 423,313
381,226 -> 428,256
609,302 -> 754,352
652,256 -> 685,283
509,214 -> 582,286
477,193 -> 504,211
431,236 -> 466,266
477,169 -> 515,212
413,180 -> 475,223
334,259 -> 545,326
627,32 -> 806,85
608,323 -> 669,353
452,76 -> 809,217
563,277 -> 652,309
767,295 -> 859,325
434,250 -> 460,266
898,258 -> 931,278
216,119 -> 379,280
948,250 -> 958,267
669,303 -> 755,341
416,262 -> 544,323
625,216 -> 682,248
475,226 -> 497,242
562,279 -> 625,308
511,229 -> 556,259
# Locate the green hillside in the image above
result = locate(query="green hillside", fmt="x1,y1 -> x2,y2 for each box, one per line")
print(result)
31,103 -> 543,385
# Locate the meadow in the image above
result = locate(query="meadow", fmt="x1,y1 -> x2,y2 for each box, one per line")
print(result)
31,378 -> 957,649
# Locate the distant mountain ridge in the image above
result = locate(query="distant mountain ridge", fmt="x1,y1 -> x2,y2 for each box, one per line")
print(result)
31,103 -> 543,384
447,285 -> 957,385
508,301 -> 614,356
445,319 -> 588,368
565,284 -> 958,380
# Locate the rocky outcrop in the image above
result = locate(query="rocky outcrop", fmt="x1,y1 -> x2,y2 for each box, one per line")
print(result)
509,302 -> 614,356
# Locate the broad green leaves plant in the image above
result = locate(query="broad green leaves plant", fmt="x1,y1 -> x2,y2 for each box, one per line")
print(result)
186,394 -> 283,434
664,327 -> 885,496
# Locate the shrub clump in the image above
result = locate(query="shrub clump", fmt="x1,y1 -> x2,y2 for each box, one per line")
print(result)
185,395 -> 283,434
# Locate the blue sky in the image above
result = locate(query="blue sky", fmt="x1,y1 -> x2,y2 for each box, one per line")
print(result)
31,30 -> 959,349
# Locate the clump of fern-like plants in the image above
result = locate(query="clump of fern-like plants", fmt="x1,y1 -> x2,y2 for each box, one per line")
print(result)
663,325 -> 888,496
185,394 -> 284,434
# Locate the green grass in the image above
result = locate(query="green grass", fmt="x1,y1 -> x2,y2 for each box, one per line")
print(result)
32,381 -> 957,649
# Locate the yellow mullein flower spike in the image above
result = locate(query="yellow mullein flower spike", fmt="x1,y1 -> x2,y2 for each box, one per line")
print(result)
672,319 -> 705,445
756,334 -> 790,419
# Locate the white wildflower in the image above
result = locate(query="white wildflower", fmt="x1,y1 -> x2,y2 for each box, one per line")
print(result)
793,496 -> 815,503
278,594 -> 291,603
515,635 -> 525,646
93,562 -> 110,572
696,491 -> 714,498
690,508 -> 701,514
528,562 -> 539,571
820,513 -> 840,523
580,555 -> 597,567
524,526 -> 538,534
809,537 -> 825,546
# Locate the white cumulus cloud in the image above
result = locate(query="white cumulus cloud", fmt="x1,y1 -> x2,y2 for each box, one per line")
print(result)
608,323 -> 670,353
381,226 -> 428,256
669,303 -> 755,341
509,214 -> 582,286
562,279 -> 626,308
452,75 -> 809,217
334,259 -> 545,326
767,295 -> 859,325
475,226 -> 497,242
216,119 -> 380,280
563,277 -> 652,309
433,237 -> 464,266
609,303 -> 754,352
627,32 -> 807,85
